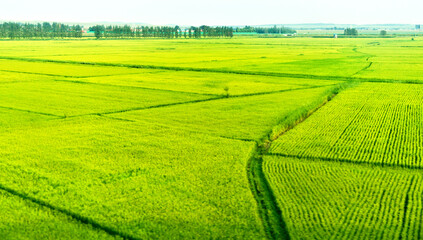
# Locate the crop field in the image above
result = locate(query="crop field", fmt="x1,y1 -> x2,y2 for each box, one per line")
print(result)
263,156 -> 423,240
269,82 -> 423,168
0,36 -> 422,239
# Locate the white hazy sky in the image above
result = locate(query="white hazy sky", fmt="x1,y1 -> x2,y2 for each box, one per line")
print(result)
1,0 -> 422,25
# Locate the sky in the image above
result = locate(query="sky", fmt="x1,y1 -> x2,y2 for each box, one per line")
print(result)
1,0 -> 422,26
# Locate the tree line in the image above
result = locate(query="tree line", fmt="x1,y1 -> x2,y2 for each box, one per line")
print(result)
0,22 -> 83,39
90,25 -> 233,39
235,25 -> 296,34
0,22 -> 234,39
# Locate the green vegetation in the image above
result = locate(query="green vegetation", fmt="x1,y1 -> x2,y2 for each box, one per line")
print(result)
263,156 -> 423,240
269,82 -> 423,168
0,22 -> 233,39
0,22 -> 83,39
235,25 -> 296,34
0,190 -> 117,239
344,28 -> 359,36
0,36 -> 423,239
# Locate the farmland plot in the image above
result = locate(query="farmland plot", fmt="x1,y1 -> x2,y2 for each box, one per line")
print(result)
0,190 -> 117,239
263,156 -> 423,240
0,38 -> 373,78
270,82 -> 423,168
110,85 -> 338,140
0,116 -> 264,239
0,80 -> 211,116
0,59 -> 142,78
78,70 -> 338,96
354,42 -> 423,82
0,79 -> 340,238
0,54 -> 342,238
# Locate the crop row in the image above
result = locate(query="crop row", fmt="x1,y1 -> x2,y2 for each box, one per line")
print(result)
263,156 -> 423,240
270,82 -> 423,168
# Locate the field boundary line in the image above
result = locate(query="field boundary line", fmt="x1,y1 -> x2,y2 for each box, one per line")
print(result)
266,153 -> 423,171
0,183 -> 141,240
0,80 -> 27,84
247,144 -> 291,240
217,135 -> 256,142
0,69 -> 144,79
100,115 -> 137,122
351,45 -> 375,76
351,62 -> 373,76
1,56 -> 423,85
246,83 -> 354,239
1,68 -> 325,97
67,85 -> 331,118
267,82 -> 353,142
0,105 -> 63,118
0,85 -> 329,122
67,96 -> 224,118
51,78 -> 217,96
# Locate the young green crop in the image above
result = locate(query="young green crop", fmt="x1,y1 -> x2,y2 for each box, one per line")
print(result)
0,59 -> 141,77
0,38 -> 397,80
270,82 -> 423,168
263,156 -> 423,240
0,190 -> 117,239
110,85 -> 336,141
0,116 -> 264,239
0,80 -> 211,116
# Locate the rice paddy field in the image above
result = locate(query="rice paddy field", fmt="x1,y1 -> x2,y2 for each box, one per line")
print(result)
0,36 -> 422,239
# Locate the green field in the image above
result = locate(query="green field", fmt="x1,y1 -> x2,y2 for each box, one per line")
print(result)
0,36 -> 422,239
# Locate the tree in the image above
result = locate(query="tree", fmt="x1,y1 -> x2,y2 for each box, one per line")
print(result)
380,30 -> 387,36
42,22 -> 52,38
344,28 -> 358,36
174,26 -> 180,38
93,25 -> 104,39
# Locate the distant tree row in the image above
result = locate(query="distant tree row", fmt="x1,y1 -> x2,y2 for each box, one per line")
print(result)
235,25 -> 296,34
90,25 -> 233,39
235,26 -> 255,33
0,22 -> 234,39
0,22 -> 83,39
